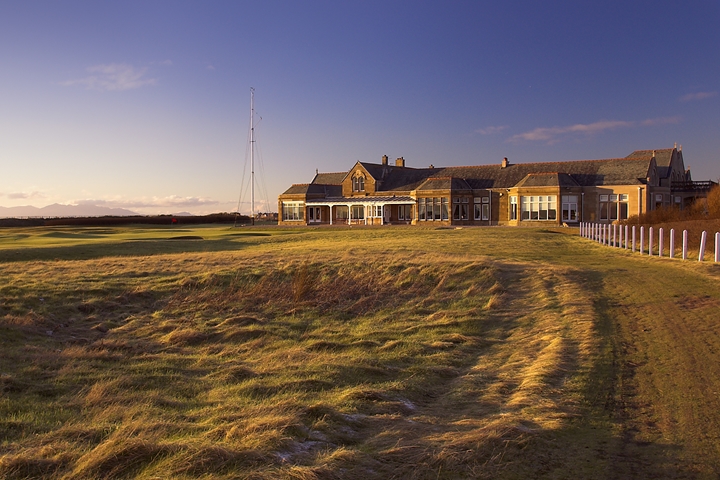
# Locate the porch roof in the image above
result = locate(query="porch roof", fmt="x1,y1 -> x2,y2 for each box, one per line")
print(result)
305,196 -> 415,205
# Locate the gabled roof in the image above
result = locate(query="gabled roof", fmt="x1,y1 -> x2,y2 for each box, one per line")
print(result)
311,172 -> 346,185
626,148 -> 677,179
292,149 -> 661,200
514,172 -> 579,188
415,177 -> 473,191
281,184 -> 342,196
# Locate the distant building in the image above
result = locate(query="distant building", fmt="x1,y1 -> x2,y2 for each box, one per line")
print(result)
278,146 -> 716,226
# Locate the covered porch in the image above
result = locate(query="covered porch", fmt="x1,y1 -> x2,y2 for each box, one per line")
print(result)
306,196 -> 415,225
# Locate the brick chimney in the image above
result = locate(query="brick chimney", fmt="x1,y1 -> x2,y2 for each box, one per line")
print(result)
382,155 -> 388,165
395,157 -> 405,167
501,157 -> 509,168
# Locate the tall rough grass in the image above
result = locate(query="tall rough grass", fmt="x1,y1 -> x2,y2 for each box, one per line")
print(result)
0,228 -> 606,478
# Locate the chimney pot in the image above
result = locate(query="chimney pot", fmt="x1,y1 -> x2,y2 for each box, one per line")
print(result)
395,157 -> 405,167
501,157 -> 509,168
381,155 -> 388,165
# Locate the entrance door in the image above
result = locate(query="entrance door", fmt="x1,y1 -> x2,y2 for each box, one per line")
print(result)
384,205 -> 391,224
308,207 -> 321,223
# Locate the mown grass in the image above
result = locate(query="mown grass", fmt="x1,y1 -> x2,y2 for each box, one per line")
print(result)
1,225 -> 720,478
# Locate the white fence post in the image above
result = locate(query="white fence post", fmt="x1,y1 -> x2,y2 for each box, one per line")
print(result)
699,231 -> 707,262
640,226 -> 645,254
632,225 -> 636,252
619,223 -> 623,249
602,224 -> 606,245
716,232 -> 719,263
682,230 -> 688,260
659,228 -> 664,257
624,225 -> 628,249
649,227 -> 654,256
670,228 -> 675,259
611,224 -> 616,247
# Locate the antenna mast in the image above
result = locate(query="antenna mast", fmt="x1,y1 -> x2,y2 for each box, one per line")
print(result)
250,87 -> 255,225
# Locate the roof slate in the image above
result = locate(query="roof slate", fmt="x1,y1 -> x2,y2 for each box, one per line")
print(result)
286,150 -> 659,199
311,172 -> 346,184
514,172 -> 579,188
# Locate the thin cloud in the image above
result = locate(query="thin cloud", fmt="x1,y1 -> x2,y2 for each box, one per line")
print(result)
74,196 -> 220,209
475,125 -> 508,135
509,117 -> 682,145
640,116 -> 681,126
62,63 -> 158,91
680,91 -> 717,102
5,191 -> 47,200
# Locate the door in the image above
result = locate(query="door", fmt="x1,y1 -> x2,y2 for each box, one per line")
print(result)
308,207 -> 321,223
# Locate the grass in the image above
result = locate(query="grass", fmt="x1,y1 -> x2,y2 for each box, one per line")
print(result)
1,225 -> 720,478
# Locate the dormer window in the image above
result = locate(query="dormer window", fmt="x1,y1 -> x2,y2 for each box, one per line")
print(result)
352,173 -> 365,192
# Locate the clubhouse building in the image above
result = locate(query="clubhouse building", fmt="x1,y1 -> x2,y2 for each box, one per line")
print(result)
278,146 -> 716,227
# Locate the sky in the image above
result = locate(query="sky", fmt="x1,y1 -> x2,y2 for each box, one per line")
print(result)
1,0 -> 719,215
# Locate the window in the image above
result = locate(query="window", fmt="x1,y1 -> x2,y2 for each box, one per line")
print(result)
600,193 -> 628,221
351,205 -> 364,220
417,198 -> 448,221
282,202 -> 304,221
335,206 -> 348,220
398,205 -> 410,220
510,196 -> 518,220
474,197 -> 490,220
352,174 -> 365,192
562,195 -> 578,222
453,197 -> 469,220
521,196 -> 556,221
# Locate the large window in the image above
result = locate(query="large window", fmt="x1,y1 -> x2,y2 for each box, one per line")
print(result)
417,198 -> 449,221
599,194 -> 628,221
335,206 -> 348,220
521,195 -> 557,221
398,205 -> 411,220
282,202 -> 304,221
510,196 -> 518,220
351,205 -> 364,220
474,196 -> 490,221
452,197 -> 469,220
561,195 -> 578,222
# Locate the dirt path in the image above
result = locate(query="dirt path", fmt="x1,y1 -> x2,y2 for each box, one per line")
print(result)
603,260 -> 720,478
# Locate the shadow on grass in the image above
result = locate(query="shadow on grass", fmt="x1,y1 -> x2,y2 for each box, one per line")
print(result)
0,238 -> 252,262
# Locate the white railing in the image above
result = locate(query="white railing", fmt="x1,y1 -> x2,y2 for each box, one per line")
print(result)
579,222 -> 720,263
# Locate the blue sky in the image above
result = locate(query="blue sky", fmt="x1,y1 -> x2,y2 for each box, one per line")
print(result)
1,1 -> 718,215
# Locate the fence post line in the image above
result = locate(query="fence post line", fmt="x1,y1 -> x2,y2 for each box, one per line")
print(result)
618,223 -> 623,248
715,232 -> 719,263
659,228 -> 664,257
632,225 -> 636,252
670,228 -> 675,259
699,231 -> 707,262
649,227 -> 654,256
640,226 -> 645,254
682,230 -> 688,260
602,224 -> 605,245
